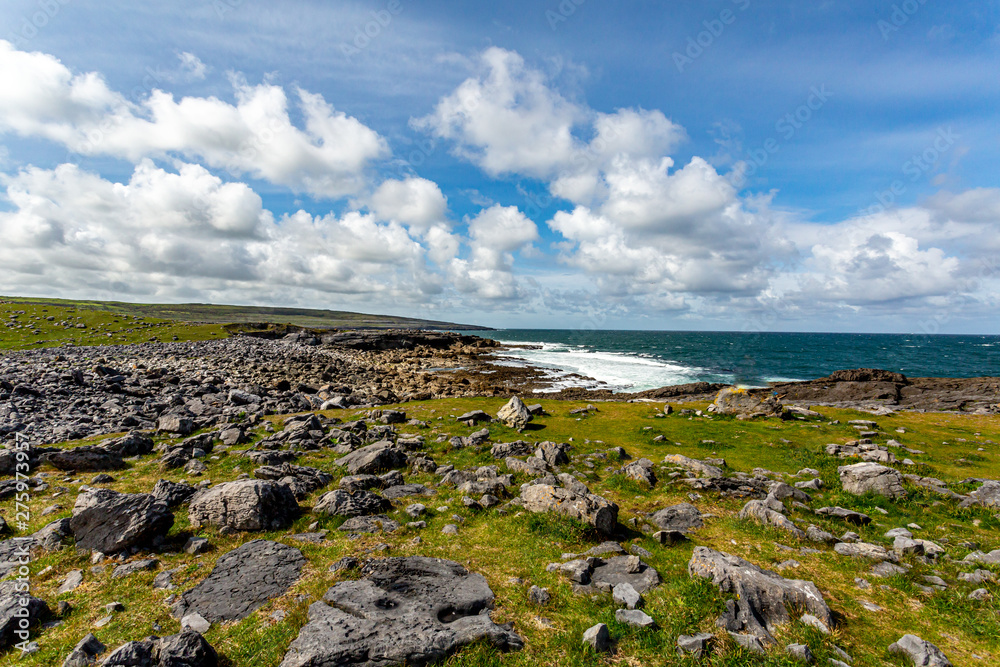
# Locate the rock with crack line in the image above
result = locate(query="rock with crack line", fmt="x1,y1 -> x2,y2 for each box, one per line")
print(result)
519,484 -> 618,536
173,540 -> 305,623
188,480 -> 299,531
69,488 -> 173,554
279,556 -> 523,666
688,546 -> 832,644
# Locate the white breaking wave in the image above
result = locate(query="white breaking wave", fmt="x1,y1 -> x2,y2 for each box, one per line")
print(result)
490,340 -> 731,392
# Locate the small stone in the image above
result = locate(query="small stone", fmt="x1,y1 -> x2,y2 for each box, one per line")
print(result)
184,537 -> 210,555
676,632 -> 713,657
442,524 -> 458,535
528,586 -> 550,605
62,632 -> 105,667
57,570 -> 84,594
801,613 -> 830,634
612,582 -> 642,609
728,632 -> 765,653
93,615 -> 112,628
969,588 -> 991,600
786,643 -> 814,663
625,555 -> 641,574
181,612 -> 211,634
329,557 -> 358,573
582,623 -> 610,652
615,608 -> 654,628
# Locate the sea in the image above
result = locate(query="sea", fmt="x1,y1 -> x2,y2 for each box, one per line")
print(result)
484,330 -> 1000,393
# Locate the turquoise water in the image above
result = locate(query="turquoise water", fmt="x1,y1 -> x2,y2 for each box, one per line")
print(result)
486,330 -> 1000,392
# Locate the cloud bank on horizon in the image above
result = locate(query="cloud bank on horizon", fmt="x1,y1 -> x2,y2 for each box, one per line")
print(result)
0,0 -> 997,332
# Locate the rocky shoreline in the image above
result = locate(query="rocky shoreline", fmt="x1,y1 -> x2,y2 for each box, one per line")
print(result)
0,329 -> 996,665
1,330 -> 998,447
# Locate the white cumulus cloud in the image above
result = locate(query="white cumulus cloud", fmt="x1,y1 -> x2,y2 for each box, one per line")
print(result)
0,40 -> 388,198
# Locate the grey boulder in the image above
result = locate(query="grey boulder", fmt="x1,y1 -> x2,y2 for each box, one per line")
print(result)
335,441 -> 408,475
688,546 -> 833,644
313,489 -> 391,517
254,463 -> 333,500
69,489 -> 173,554
0,581 -> 49,649
519,484 -> 618,536
41,447 -> 125,472
188,480 -> 299,531
497,396 -> 532,430
738,499 -> 805,539
62,633 -> 105,667
838,462 -> 906,499
888,634 -> 953,667
100,630 -> 217,667
649,503 -> 703,533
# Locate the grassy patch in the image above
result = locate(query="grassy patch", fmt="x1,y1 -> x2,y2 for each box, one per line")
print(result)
3,398 -> 999,666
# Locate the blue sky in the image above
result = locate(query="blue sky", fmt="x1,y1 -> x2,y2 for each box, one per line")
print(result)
1,0 -> 998,332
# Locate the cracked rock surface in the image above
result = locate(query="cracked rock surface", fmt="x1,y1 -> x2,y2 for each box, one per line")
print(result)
280,556 -> 523,667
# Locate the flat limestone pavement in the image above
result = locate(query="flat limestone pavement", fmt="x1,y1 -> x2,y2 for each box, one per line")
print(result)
280,556 -> 523,666
173,540 -> 306,623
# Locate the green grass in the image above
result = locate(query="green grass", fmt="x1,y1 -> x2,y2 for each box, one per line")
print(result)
0,299 -> 229,351
0,295 -> 486,335
3,399 -> 999,666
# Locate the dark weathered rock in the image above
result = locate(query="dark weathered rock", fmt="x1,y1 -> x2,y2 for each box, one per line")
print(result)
188,480 -> 299,531
815,506 -> 872,526
0,581 -> 49,650
175,540 -> 305,623
677,632 -> 713,657
335,441 -> 408,475
888,634 -> 953,667
337,515 -> 401,534
313,489 -> 391,517
519,484 -> 618,535
62,633 -> 105,667
457,410 -> 491,425
100,630 -> 217,667
112,558 -> 159,579
279,557 -> 523,666
42,447 -> 126,472
490,441 -> 534,459
69,489 -> 173,554
688,547 -> 833,644
649,503 -> 703,533
254,463 -> 333,499
582,623 -> 610,652
381,483 -> 434,500
100,432 -> 155,457
151,479 -> 198,508
154,630 -> 219,666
